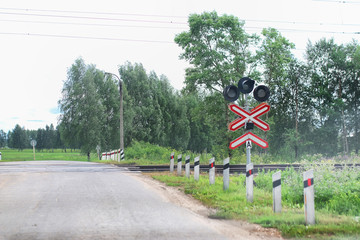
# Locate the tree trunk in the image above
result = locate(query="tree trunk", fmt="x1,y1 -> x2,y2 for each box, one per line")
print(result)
338,77 -> 349,157
295,77 -> 299,159
355,100 -> 359,154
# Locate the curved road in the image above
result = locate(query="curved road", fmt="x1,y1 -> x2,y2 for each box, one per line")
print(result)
0,161 -> 281,240
0,161 -> 228,239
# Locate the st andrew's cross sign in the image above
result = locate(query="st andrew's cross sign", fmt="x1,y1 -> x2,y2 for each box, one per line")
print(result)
228,103 -> 270,149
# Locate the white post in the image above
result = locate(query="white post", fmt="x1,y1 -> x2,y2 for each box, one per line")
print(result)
170,152 -> 174,173
246,163 -> 254,202
194,156 -> 200,181
177,154 -> 182,176
304,169 -> 315,225
209,158 -> 215,185
111,150 -> 115,161
107,152 -> 110,160
272,171 -> 282,213
223,157 -> 230,190
185,155 -> 190,178
120,149 -> 125,161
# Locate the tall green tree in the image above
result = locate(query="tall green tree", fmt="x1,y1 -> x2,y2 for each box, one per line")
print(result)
9,124 -> 27,150
0,130 -> 7,147
175,11 -> 259,155
119,62 -> 190,150
345,41 -> 360,154
258,28 -> 295,155
59,58 -> 104,160
306,39 -> 347,156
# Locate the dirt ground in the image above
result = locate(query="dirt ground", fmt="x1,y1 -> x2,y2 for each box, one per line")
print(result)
127,172 -> 284,240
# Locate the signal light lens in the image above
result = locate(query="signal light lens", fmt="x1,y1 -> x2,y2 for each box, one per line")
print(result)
238,77 -> 255,94
223,85 -> 239,102
253,85 -> 270,102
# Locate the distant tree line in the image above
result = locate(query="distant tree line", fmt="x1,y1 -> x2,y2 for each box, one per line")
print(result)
0,124 -> 63,151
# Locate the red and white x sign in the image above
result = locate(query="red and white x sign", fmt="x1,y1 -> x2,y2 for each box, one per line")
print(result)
228,103 -> 270,131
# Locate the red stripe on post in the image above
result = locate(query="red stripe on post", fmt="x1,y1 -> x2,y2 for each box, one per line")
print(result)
308,178 -> 311,187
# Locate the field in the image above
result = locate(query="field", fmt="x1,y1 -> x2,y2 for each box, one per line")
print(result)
0,148 -> 99,162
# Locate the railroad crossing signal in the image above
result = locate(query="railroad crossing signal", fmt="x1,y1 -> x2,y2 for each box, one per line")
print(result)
228,103 -> 270,149
228,103 -> 270,132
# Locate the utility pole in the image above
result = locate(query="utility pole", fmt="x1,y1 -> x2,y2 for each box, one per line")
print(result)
105,72 -> 124,151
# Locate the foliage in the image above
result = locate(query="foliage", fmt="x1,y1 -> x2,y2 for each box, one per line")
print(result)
151,168 -> 360,238
58,58 -> 119,160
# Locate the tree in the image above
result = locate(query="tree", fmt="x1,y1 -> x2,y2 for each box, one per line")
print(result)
59,58 -> 104,160
0,130 -> 7,147
96,72 -> 120,151
345,41 -> 360,154
175,11 -> 259,155
257,28 -> 295,155
306,39 -> 347,156
9,124 -> 27,150
119,62 -> 190,150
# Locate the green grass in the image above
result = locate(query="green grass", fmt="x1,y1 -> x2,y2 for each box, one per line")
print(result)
151,172 -> 360,239
0,148 -> 99,161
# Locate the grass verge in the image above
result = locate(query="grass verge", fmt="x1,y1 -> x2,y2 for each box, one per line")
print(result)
0,148 -> 99,161
150,172 -> 360,239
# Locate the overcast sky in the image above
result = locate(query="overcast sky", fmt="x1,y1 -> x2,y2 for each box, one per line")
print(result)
1,0 -> 359,132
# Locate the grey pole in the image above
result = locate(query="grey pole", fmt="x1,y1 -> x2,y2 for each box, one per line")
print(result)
209,158 -> 215,185
304,169 -> 315,225
194,156 -> 200,181
177,154 -> 182,176
246,163 -> 253,202
245,94 -> 251,165
223,157 -> 230,190
185,155 -> 190,178
272,171 -> 282,213
170,152 -> 174,173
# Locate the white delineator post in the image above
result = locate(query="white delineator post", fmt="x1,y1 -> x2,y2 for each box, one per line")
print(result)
209,158 -> 215,185
304,169 -> 315,225
272,171 -> 282,213
120,149 -> 125,161
223,157 -> 230,190
106,152 -> 110,160
177,154 -> 182,176
170,152 -> 174,173
194,156 -> 200,181
117,149 -> 120,162
101,152 -> 106,160
246,163 -> 254,202
185,155 -> 190,178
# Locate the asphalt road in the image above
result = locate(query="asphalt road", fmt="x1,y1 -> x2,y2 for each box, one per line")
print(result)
0,161 -> 230,240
